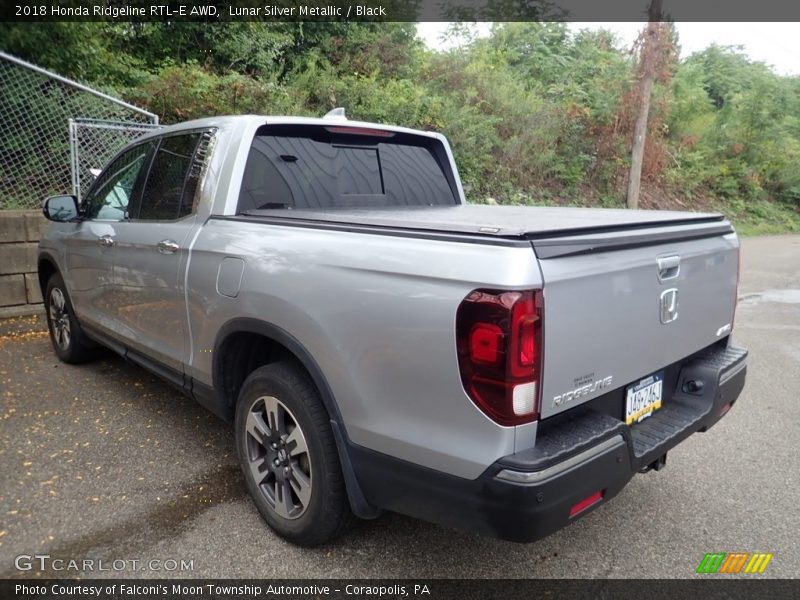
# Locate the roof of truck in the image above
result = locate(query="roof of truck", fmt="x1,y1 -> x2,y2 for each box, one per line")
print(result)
136,114 -> 444,142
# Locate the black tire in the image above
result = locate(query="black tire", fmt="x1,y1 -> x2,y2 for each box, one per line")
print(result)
44,273 -> 96,364
235,362 -> 354,546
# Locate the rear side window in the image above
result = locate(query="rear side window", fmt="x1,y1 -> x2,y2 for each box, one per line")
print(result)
237,126 -> 457,212
135,132 -> 201,220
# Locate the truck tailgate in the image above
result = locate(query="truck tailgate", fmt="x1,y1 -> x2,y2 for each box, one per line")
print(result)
535,223 -> 739,419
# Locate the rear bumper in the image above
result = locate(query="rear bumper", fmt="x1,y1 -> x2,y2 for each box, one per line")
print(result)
348,344 -> 747,542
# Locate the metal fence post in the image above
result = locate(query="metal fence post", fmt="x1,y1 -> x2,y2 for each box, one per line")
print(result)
68,118 -> 77,198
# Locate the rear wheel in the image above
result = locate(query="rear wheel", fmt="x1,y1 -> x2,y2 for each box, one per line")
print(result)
44,273 -> 96,363
235,362 -> 354,546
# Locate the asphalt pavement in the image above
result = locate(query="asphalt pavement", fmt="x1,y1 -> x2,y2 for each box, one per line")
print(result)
0,234 -> 798,579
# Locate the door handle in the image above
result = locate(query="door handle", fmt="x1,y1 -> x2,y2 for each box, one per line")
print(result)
657,255 -> 680,281
98,235 -> 115,248
157,239 -> 180,254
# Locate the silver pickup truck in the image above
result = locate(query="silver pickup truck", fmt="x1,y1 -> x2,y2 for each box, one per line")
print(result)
38,113 -> 747,546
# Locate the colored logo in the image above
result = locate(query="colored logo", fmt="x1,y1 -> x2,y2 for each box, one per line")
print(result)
696,552 -> 773,574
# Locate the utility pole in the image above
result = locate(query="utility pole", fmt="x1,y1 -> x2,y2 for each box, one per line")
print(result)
626,0 -> 664,209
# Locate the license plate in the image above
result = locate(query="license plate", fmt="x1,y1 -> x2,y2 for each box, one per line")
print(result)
625,372 -> 664,425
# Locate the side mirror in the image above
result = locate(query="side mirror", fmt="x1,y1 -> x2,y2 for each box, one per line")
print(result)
42,195 -> 80,222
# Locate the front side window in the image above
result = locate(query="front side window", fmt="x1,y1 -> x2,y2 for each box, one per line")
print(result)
84,142 -> 154,220
135,132 -> 202,220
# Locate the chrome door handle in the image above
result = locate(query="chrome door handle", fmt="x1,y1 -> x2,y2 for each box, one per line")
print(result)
157,239 -> 180,254
98,235 -> 115,248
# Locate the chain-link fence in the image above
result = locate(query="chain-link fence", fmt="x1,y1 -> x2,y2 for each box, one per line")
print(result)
0,51 -> 159,209
69,118 -> 161,202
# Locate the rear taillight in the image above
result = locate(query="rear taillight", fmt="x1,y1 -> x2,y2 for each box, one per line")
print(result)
456,289 -> 543,426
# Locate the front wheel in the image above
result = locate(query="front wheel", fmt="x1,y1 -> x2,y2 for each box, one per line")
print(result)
44,273 -> 96,364
235,362 -> 354,546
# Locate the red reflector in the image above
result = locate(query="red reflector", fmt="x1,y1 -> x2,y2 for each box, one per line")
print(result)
569,490 -> 604,518
325,126 -> 395,138
720,402 -> 733,416
470,323 -> 504,364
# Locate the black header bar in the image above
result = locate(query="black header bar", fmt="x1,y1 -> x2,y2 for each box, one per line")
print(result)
2,579 -> 799,600
3,0 -> 800,22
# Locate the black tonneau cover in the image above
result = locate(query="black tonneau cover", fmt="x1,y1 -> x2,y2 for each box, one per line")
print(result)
242,204 -> 723,237
240,205 -> 732,256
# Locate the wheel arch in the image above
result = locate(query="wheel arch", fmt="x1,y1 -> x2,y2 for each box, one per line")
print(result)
37,252 -> 60,295
212,317 -> 344,424
212,317 -> 379,518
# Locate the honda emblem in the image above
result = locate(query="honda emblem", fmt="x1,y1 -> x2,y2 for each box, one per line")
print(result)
660,288 -> 679,324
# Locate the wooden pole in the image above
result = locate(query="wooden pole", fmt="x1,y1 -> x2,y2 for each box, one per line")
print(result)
626,0 -> 663,209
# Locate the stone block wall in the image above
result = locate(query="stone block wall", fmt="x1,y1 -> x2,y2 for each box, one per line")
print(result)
0,210 -> 48,317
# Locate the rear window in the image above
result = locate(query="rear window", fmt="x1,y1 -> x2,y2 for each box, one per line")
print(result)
237,125 -> 458,212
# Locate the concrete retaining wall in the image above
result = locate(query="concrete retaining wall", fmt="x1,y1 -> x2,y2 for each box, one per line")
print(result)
0,210 -> 48,317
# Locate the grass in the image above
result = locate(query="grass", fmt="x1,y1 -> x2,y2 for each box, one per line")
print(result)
713,198 -> 800,236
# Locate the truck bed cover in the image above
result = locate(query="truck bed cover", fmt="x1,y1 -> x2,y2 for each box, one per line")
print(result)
239,205 -> 732,256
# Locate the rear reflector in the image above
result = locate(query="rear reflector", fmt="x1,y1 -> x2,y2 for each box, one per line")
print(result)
569,490 -> 604,517
720,402 -> 733,416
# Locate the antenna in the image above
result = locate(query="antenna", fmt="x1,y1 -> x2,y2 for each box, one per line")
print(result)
323,107 -> 347,120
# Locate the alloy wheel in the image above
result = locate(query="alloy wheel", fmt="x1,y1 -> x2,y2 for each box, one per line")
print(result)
48,287 -> 71,351
244,395 -> 312,520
